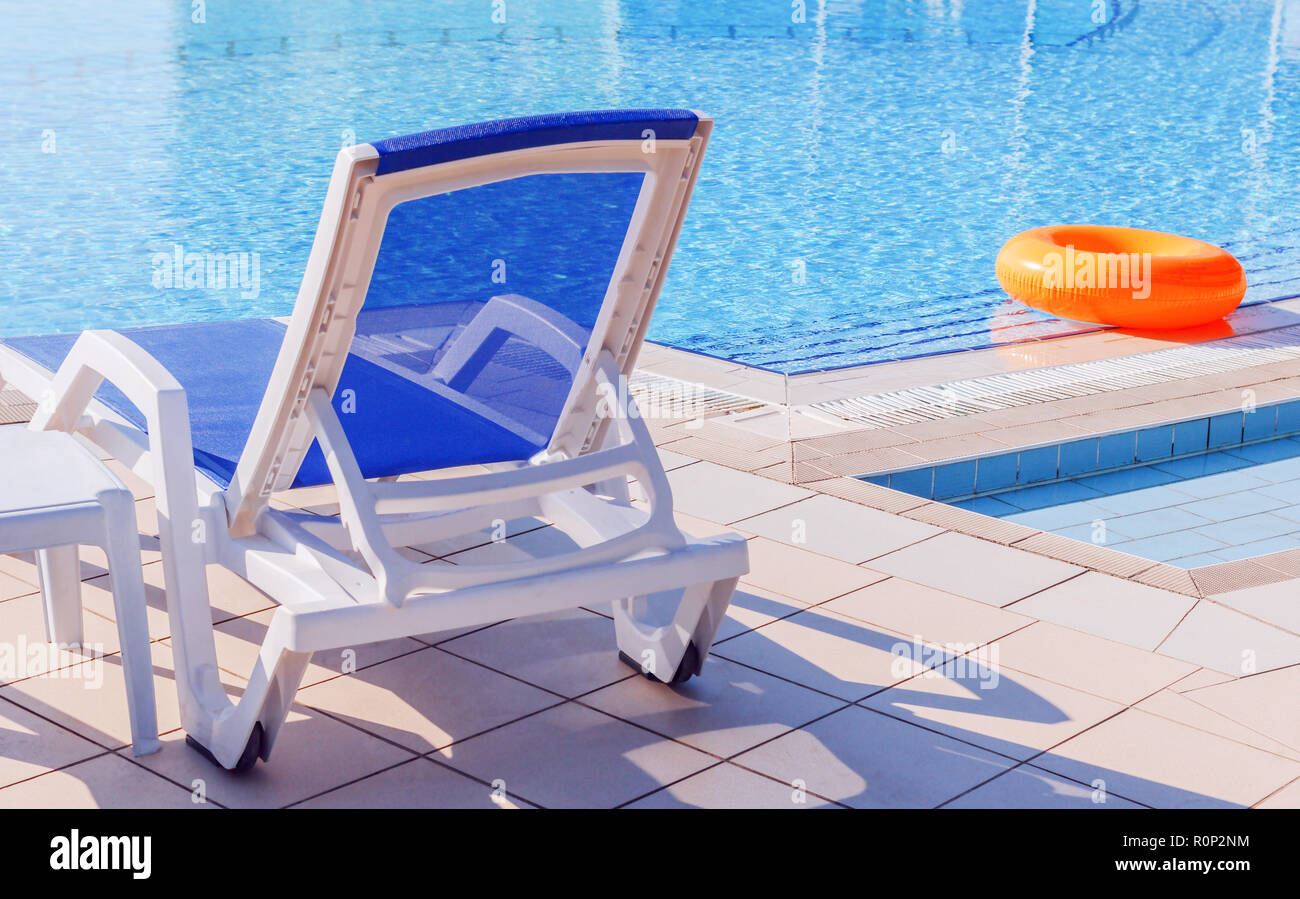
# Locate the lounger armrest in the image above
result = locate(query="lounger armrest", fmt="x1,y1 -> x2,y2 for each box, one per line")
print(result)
433,293 -> 588,391
31,329 -> 232,723
32,329 -> 187,435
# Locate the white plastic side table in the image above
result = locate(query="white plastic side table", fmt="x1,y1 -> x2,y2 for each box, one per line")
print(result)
0,426 -> 160,755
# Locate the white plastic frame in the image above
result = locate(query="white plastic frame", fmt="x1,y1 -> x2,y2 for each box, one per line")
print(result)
0,115 -> 748,770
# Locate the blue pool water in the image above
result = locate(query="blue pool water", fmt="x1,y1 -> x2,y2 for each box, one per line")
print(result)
3,1 -> 1300,373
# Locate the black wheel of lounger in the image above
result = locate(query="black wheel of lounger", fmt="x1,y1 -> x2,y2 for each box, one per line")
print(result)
618,641 -> 700,686
185,721 -> 264,773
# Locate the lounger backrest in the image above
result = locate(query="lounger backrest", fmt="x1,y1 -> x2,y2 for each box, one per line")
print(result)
225,110 -> 711,534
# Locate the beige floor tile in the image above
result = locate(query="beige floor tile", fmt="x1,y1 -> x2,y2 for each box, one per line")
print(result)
1135,689 -> 1300,762
1211,581 -> 1300,634
0,643 -> 183,753
1158,602 -> 1300,676
438,701 -> 716,808
732,704 -> 1013,808
1171,667 -> 1238,692
674,510 -> 738,537
437,608 -> 631,698
824,578 -> 1032,649
626,762 -> 838,808
1256,777 -> 1300,808
0,592 -> 124,681
735,495 -> 943,564
0,555 -> 39,589
133,705 -> 416,809
986,621 -> 1197,705
0,568 -> 37,600
1180,665 -> 1300,752
408,517 -> 550,559
104,458 -> 155,499
1036,709 -> 1300,808
666,462 -> 812,524
862,658 -> 1123,761
654,448 -> 698,472
870,532 -> 1083,606
713,584 -> 810,643
944,764 -> 1146,808
582,654 -> 846,758
178,608 -> 425,689
0,753 -> 197,809
739,536 -> 886,603
294,757 -> 538,809
1009,571 -> 1196,650
81,561 -> 277,642
0,696 -> 104,789
296,647 -> 558,754
439,523 -> 586,565
712,606 -> 933,701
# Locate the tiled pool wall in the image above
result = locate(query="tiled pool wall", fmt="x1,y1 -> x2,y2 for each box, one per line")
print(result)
861,398 -> 1300,503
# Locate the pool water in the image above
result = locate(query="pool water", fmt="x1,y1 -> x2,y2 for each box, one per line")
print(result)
3,0 -> 1300,372
954,436 -> 1300,569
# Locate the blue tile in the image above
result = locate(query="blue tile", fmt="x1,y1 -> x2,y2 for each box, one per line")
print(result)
1256,478 -> 1300,504
975,454 -> 1018,493
1208,534 -> 1300,562
1135,425 -> 1174,462
1167,552 -> 1229,569
1197,512 -> 1298,544
1182,491 -> 1288,523
888,467 -> 933,498
932,460 -> 976,500
1004,500 -> 1112,531
1277,400 -> 1300,436
1097,432 -> 1135,469
862,475 -> 890,487
1017,446 -> 1059,485
950,495 -> 1020,517
1051,522 -> 1111,545
1208,412 -> 1243,449
996,481 -> 1103,511
1076,466 -> 1178,495
1243,405 -> 1278,441
1153,451 -> 1250,479
1118,531 -> 1226,563
1224,438 -> 1300,465
1168,469 -> 1270,500
1108,508 -> 1212,539
1090,485 -> 1191,516
1172,418 -> 1209,456
1058,439 -> 1099,477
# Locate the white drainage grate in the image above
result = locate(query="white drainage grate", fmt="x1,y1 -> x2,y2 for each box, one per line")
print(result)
629,370 -> 768,420
813,325 -> 1300,428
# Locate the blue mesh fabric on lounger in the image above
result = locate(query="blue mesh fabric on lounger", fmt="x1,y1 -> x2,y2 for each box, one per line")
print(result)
3,125 -> 658,490
3,319 -> 544,489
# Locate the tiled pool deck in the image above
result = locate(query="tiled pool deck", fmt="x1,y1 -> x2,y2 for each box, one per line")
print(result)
0,313 -> 1298,808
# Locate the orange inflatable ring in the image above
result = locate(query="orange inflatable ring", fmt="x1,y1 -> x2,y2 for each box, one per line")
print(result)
995,225 -> 1246,330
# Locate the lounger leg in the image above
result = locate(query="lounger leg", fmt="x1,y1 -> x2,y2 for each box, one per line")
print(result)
99,489 -> 161,756
36,544 -> 83,649
612,576 -> 738,684
188,608 -> 310,770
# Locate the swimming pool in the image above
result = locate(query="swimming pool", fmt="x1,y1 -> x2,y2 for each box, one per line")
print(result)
3,0 -> 1300,373
864,399 -> 1300,568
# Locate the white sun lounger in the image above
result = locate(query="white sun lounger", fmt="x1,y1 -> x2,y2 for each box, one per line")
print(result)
0,109 -> 748,770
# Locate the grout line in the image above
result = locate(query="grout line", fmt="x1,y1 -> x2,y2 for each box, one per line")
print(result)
1251,773 -> 1300,808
